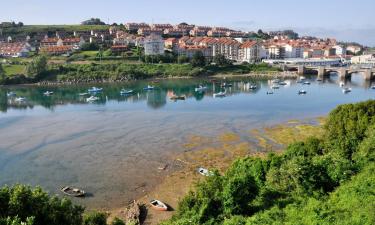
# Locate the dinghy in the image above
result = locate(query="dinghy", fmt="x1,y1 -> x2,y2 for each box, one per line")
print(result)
266,91 -> 274,95
60,186 -> 85,197
15,97 -> 26,102
7,92 -> 16,97
170,95 -> 186,101
221,83 -> 232,88
198,167 -> 213,176
79,92 -> 89,96
150,200 -> 168,211
249,85 -> 257,90
271,85 -> 280,89
279,81 -> 287,85
303,81 -> 311,85
298,90 -> 307,95
342,87 -> 352,94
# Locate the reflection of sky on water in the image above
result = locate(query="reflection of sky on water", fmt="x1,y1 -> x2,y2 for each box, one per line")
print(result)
0,74 -> 374,209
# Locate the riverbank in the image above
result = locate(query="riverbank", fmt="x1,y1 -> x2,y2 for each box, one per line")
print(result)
108,118 -> 324,224
1,62 -> 287,86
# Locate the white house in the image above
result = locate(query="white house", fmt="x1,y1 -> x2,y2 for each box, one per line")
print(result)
240,41 -> 261,62
333,45 -> 347,56
144,34 -> 164,55
284,44 -> 304,58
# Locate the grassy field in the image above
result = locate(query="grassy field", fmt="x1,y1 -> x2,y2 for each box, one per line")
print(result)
2,25 -> 110,36
3,64 -> 26,76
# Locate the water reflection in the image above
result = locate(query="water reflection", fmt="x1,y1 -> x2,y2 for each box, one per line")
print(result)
0,74 -> 374,113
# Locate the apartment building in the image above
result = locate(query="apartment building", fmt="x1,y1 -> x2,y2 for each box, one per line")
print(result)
144,34 -> 164,55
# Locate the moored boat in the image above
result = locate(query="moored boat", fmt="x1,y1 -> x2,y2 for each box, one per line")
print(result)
221,83 -> 232,88
60,186 -> 85,197
86,96 -> 99,102
213,91 -> 226,98
298,90 -> 307,95
143,85 -> 154,91
43,91 -> 54,96
195,86 -> 208,92
271,85 -> 280,89
88,87 -> 103,93
79,92 -> 89,96
371,86 -> 375,89
170,95 -> 186,101
249,85 -> 257,90
342,87 -> 352,93
7,92 -> 16,97
279,81 -> 287,85
15,97 -> 26,102
120,89 -> 134,95
267,91 -> 274,95
303,81 -> 311,85
150,199 -> 168,211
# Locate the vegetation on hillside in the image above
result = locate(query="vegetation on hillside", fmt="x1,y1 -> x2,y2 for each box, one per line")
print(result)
161,100 -> 375,225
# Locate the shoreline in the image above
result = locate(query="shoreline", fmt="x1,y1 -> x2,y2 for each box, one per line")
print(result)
2,71 -> 298,87
106,117 -> 324,224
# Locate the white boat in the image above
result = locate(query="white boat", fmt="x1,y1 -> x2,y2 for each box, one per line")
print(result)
43,91 -> 53,96
79,92 -> 89,96
15,97 -> 26,102
221,83 -> 232,88
249,85 -> 257,90
120,89 -> 134,95
303,81 -> 311,85
198,167 -> 213,176
342,87 -> 352,93
86,96 -> 99,102
271,85 -> 280,89
298,90 -> 307,95
340,82 -> 345,87
371,86 -> 375,89
7,92 -> 16,97
60,186 -> 85,197
195,86 -> 208,92
272,79 -> 280,84
143,85 -> 154,90
88,87 -> 103,92
279,81 -> 287,85
213,91 -> 226,98
150,200 -> 168,211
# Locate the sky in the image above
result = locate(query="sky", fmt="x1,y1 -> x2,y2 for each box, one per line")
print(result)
1,0 -> 375,46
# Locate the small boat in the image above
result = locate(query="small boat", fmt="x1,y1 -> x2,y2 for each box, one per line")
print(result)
170,95 -> 186,101
303,81 -> 311,85
15,97 -> 26,102
198,167 -> 213,176
279,81 -> 287,85
316,78 -> 323,82
150,200 -> 168,211
88,87 -> 103,93
7,92 -> 16,97
86,96 -> 99,102
213,91 -> 226,98
272,79 -> 280,84
195,86 -> 208,92
249,85 -> 257,90
79,92 -> 89,96
342,87 -> 352,94
120,89 -> 134,95
271,85 -> 280,89
221,83 -> 232,88
371,86 -> 375,89
340,82 -> 345,87
143,85 -> 154,91
298,90 -> 307,95
60,186 -> 85,197
266,91 -> 274,95
43,91 -> 53,96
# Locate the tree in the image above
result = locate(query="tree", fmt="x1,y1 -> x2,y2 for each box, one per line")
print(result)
213,54 -> 231,66
81,18 -> 106,25
83,212 -> 107,225
0,64 -> 5,82
26,55 -> 47,79
190,51 -> 206,67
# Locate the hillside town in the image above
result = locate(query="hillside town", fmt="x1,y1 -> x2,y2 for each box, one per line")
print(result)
0,21 -> 374,66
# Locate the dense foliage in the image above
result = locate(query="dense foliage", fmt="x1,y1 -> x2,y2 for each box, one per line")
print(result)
162,100 -> 375,225
0,185 -> 124,225
26,55 -> 47,79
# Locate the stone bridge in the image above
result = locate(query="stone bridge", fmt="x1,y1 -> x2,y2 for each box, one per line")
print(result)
285,65 -> 375,80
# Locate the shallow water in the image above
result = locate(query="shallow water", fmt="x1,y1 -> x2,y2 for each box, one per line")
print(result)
0,73 -> 374,209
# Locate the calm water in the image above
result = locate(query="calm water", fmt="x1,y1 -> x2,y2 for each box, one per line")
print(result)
0,73 -> 374,209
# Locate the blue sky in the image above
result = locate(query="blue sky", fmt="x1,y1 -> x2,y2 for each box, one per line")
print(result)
1,0 -> 375,46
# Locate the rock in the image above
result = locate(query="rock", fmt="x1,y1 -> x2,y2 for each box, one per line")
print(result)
122,200 -> 141,225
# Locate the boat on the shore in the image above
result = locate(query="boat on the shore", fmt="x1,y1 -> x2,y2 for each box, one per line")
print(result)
86,96 -> 99,102
88,87 -> 103,93
61,186 -> 85,197
120,89 -> 134,95
43,91 -> 54,96
198,167 -> 213,176
150,199 -> 168,211
143,85 -> 154,91
298,90 -> 307,95
170,95 -> 186,101
195,86 -> 208,92
213,91 -> 226,98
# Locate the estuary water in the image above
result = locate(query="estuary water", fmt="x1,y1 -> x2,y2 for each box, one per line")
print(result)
0,73 -> 374,209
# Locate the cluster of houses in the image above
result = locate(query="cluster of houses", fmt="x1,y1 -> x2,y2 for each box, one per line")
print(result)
0,21 -> 370,65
